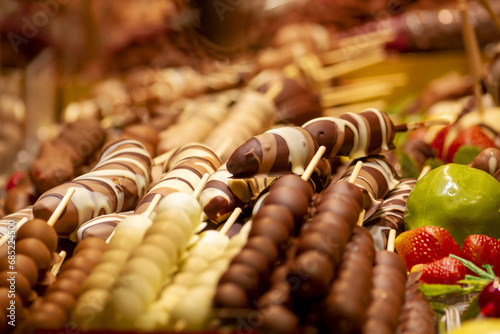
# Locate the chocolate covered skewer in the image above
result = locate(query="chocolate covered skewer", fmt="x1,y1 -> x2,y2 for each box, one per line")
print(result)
33,139 -> 153,240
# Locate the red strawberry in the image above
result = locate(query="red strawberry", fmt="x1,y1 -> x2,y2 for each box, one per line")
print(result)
431,125 -> 450,161
446,126 -> 495,163
461,234 -> 500,276
411,256 -> 466,284
395,226 -> 461,271
6,171 -> 26,191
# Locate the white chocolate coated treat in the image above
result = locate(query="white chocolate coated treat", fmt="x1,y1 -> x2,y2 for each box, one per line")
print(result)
33,139 -> 152,240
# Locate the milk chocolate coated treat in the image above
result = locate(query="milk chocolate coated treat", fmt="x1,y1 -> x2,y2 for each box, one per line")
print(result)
0,271 -> 31,303
30,119 -> 106,194
73,237 -> 108,254
16,238 -> 52,272
120,123 -> 159,157
337,155 -> 400,211
302,108 -> 397,160
33,139 -> 152,239
365,178 -> 416,251
200,164 -> 243,223
227,126 -> 319,177
136,143 -> 220,216
5,176 -> 37,215
0,254 -> 38,286
76,211 -> 132,241
470,147 -> 500,175
16,219 -> 58,254
0,206 -> 33,237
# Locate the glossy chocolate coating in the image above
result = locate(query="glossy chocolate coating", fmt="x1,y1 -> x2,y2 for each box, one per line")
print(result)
262,187 -> 310,229
272,175 -> 313,199
213,282 -> 249,308
0,254 -> 38,286
245,236 -> 279,265
16,219 -> 58,254
73,237 -> 108,254
258,305 -> 299,334
253,204 -> 295,235
44,290 -> 76,315
16,238 -> 52,271
0,271 -> 31,303
218,263 -> 260,299
287,250 -> 334,301
249,218 -> 290,251
230,248 -> 270,282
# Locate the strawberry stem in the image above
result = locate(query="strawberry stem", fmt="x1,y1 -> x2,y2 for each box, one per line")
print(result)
483,264 -> 495,276
449,254 -> 497,280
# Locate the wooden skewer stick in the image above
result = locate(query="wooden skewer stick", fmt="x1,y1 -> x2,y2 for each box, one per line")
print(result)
418,165 -> 432,181
152,148 -> 176,166
459,0 -> 485,114
105,230 -> 115,244
47,187 -> 76,227
220,207 -> 243,236
348,161 -> 364,184
477,0 -> 500,33
356,210 -> 366,227
394,118 -> 450,132
193,173 -> 210,201
301,146 -> 327,181
0,217 -> 28,247
142,193 -> 163,219
387,229 -> 397,252
315,48 -> 387,82
50,251 -> 67,276
264,80 -> 284,101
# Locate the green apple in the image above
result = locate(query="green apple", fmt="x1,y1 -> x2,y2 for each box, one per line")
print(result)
404,163 -> 500,246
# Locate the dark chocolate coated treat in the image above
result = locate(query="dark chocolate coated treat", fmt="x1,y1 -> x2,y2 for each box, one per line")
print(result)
321,293 -> 365,334
16,219 -> 58,254
258,282 -> 292,309
0,254 -> 38,286
372,272 -> 406,294
470,147 -> 500,175
287,250 -> 334,301
258,305 -> 299,334
249,218 -> 290,251
218,263 -> 261,300
366,298 -> 401,330
16,238 -> 52,272
296,231 -> 344,265
272,175 -> 314,199
213,282 -> 249,308
330,279 -> 372,308
269,265 -> 289,285
73,237 -> 108,254
245,236 -> 279,265
363,317 -> 394,334
262,186 -> 310,229
230,248 -> 270,283
253,204 -> 295,235
375,250 -> 407,277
